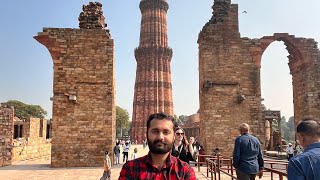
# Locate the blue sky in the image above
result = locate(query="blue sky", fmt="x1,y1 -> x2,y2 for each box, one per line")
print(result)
0,0 -> 319,121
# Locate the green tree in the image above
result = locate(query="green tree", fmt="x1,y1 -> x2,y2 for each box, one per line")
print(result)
281,116 -> 289,141
178,115 -> 188,124
116,106 -> 129,129
174,114 -> 188,125
287,116 -> 295,141
6,100 -> 47,119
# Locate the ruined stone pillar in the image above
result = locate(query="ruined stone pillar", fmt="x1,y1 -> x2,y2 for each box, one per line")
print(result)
269,120 -> 274,150
34,2 -> 115,167
131,0 -> 174,143
198,0 -> 265,156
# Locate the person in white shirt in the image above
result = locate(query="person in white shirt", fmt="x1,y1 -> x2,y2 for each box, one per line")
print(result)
131,148 -> 138,160
286,143 -> 294,160
122,141 -> 130,162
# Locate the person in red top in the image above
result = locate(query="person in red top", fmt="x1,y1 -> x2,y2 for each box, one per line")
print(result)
118,112 -> 196,180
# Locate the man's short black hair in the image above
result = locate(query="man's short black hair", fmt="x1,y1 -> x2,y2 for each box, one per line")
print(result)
297,118 -> 320,137
146,112 -> 177,132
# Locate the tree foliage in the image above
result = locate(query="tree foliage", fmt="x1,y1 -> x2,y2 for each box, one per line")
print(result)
174,114 -> 188,125
280,116 -> 295,142
6,100 -> 47,119
116,106 -> 130,129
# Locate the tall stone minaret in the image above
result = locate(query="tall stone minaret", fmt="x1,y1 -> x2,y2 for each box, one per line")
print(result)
131,0 -> 174,143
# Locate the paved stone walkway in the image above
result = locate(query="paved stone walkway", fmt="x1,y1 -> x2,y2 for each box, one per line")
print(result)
0,145 -> 206,180
0,145 -> 287,180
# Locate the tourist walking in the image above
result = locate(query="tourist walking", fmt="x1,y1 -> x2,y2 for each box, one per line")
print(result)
122,141 -> 130,163
100,150 -> 111,180
171,127 -> 195,164
287,118 -> 320,180
286,143 -> 294,160
131,148 -> 138,160
233,123 -> 264,180
119,113 -> 196,179
142,139 -> 146,149
276,143 -> 281,154
113,142 -> 121,164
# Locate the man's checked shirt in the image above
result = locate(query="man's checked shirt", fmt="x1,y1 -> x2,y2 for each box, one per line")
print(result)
118,152 -> 196,180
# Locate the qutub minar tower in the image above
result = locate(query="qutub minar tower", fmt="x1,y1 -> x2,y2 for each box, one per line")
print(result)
131,0 -> 174,143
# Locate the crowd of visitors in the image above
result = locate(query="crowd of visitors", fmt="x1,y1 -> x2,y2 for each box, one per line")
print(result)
99,113 -> 319,180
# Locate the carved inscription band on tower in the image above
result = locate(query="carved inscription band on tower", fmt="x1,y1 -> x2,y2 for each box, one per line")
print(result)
131,0 -> 174,143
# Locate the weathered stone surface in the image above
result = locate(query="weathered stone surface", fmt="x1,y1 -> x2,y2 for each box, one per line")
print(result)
79,2 -> 105,30
34,3 -> 115,167
0,104 -> 14,167
198,0 -> 320,156
12,118 -> 51,161
131,0 -> 174,143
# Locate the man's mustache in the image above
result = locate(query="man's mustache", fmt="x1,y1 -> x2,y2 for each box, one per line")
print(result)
153,140 -> 167,145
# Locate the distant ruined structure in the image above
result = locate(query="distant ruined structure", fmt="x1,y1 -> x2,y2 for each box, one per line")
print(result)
198,0 -> 320,156
181,113 -> 200,139
0,104 -> 51,167
263,110 -> 282,151
35,2 -> 115,167
131,0 -> 174,143
11,117 -> 51,162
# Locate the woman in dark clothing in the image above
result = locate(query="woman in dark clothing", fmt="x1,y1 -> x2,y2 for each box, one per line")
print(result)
171,127 -> 195,164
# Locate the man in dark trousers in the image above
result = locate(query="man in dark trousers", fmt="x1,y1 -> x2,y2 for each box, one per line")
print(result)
233,123 -> 264,180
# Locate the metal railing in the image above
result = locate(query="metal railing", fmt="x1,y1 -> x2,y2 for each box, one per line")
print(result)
196,154 -> 288,180
264,159 -> 288,180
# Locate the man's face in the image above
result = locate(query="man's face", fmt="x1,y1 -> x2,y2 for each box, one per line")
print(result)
147,118 -> 174,154
189,137 -> 195,144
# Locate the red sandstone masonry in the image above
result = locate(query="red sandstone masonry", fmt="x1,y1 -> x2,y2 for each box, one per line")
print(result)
131,0 -> 174,143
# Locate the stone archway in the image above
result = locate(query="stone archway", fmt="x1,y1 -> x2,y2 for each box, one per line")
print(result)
198,0 -> 320,155
250,33 -> 320,127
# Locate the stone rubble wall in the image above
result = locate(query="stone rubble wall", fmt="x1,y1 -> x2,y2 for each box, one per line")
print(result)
12,118 -> 51,161
0,104 -> 14,167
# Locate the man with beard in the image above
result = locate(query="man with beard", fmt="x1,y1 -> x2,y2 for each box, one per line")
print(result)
118,112 -> 196,180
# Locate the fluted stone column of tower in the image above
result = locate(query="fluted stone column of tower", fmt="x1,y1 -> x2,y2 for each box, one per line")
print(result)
131,0 -> 174,143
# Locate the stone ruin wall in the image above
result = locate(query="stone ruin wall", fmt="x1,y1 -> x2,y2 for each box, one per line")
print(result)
198,1 -> 320,156
198,2 -> 265,156
34,2 -> 115,167
249,35 -> 320,127
35,28 -> 115,167
12,118 -> 51,161
0,104 -> 14,167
